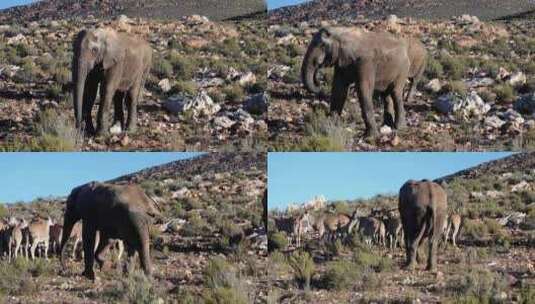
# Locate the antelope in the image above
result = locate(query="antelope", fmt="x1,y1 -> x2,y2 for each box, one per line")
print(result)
49,223 -> 63,255
1,218 -> 28,261
358,216 -> 383,246
383,210 -> 403,249
318,213 -> 351,242
27,217 -> 53,260
444,213 -> 462,247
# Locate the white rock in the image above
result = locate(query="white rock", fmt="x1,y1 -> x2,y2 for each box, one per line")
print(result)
237,72 -> 256,86
434,91 -> 490,118
7,34 -> 26,45
268,65 -> 291,80
213,116 -> 234,129
277,33 -> 296,45
163,91 -> 220,118
484,115 -> 505,129
425,79 -> 442,93
506,71 -> 526,87
158,78 -> 172,93
109,123 -> 122,135
464,77 -> 495,88
380,125 -> 393,135
501,109 -> 525,125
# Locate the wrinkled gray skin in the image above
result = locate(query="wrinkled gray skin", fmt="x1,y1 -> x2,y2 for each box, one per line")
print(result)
385,37 -> 428,125
399,180 -> 447,271
302,26 -> 410,138
73,28 -> 152,136
60,182 -> 161,280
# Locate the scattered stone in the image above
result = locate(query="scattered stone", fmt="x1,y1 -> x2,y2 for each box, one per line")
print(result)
213,116 -> 234,129
268,65 -> 291,80
237,72 -> 256,86
277,33 -> 296,45
158,78 -> 172,93
506,71 -> 526,87
109,122 -> 122,135
379,125 -> 392,135
511,180 -> 532,192
7,34 -> 27,45
484,115 -> 506,129
425,79 -> 442,93
465,77 -> 495,88
243,93 -> 269,115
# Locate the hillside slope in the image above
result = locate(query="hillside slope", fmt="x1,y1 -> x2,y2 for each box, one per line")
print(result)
268,0 -> 535,24
1,153 -> 267,303
0,0 -> 267,22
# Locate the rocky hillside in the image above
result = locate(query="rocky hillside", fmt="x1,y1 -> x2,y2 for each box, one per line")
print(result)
269,14 -> 535,151
268,153 -> 534,303
269,0 -> 535,24
1,153 -> 267,303
0,0 -> 267,23
0,14 -> 269,151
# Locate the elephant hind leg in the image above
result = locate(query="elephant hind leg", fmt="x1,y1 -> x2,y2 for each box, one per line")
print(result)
405,220 -> 427,270
383,95 -> 396,128
391,86 -> 406,130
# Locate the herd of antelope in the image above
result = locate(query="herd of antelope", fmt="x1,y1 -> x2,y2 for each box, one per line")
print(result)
275,208 -> 462,249
0,215 -> 123,262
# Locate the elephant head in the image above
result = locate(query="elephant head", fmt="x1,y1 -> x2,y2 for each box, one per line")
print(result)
59,183 -> 86,267
72,28 -> 124,129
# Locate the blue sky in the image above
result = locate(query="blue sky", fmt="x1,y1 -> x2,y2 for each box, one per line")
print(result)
0,0 -> 34,10
267,0 -> 310,10
268,152 -> 513,210
0,153 -> 201,203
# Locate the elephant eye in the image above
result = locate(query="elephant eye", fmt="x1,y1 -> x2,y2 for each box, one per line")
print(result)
91,47 -> 98,55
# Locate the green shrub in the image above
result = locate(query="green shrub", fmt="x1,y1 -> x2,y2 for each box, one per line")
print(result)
223,84 -> 245,103
202,257 -> 248,304
287,251 -> 315,290
152,57 -> 173,78
440,55 -> 464,80
426,57 -> 444,79
35,109 -> 82,151
268,231 -> 288,251
172,80 -> 198,96
298,110 -> 350,151
494,84 -> 515,103
322,260 -> 360,290
168,51 -> 197,80
46,83 -> 62,99
53,66 -> 70,85
444,81 -> 468,97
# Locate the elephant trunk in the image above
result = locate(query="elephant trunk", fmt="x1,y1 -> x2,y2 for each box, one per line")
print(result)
301,44 -> 322,94
73,60 -> 87,129
60,213 -> 77,267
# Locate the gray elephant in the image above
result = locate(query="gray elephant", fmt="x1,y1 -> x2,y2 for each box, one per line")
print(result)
399,179 -> 447,271
59,181 -> 161,280
73,28 -> 152,136
301,26 -> 410,138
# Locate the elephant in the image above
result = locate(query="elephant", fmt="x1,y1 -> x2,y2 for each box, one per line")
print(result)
59,181 -> 161,280
399,179 -> 447,271
301,26 -> 411,138
73,28 -> 152,136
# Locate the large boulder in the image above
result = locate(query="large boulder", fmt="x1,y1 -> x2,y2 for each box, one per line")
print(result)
163,91 -> 221,118
433,91 -> 490,118
514,93 -> 535,115
243,93 -> 268,115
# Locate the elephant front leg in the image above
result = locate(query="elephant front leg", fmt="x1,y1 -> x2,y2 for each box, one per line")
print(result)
329,71 -> 350,115
81,225 -> 97,280
96,70 -> 121,136
82,77 -> 99,135
357,81 -> 379,139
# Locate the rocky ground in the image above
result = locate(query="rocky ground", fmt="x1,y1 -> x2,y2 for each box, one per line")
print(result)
0,153 -> 268,303
268,14 -> 535,151
268,153 -> 535,303
0,14 -> 269,151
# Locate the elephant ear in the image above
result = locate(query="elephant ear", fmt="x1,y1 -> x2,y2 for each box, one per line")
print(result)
321,28 -> 353,68
99,29 -> 125,70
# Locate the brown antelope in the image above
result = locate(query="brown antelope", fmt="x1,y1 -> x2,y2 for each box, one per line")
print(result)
27,217 -> 53,260
358,216 -> 383,246
444,213 -> 462,247
2,218 -> 28,261
49,223 -> 63,255
318,213 -> 351,242
293,212 -> 312,248
384,210 -> 403,249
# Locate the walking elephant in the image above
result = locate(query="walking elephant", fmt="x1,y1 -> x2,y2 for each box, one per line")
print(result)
73,28 -> 152,136
399,180 -> 447,271
301,26 -> 410,138
59,181 -> 161,280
